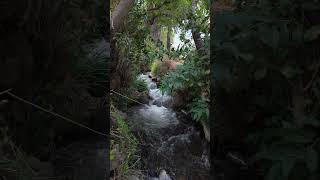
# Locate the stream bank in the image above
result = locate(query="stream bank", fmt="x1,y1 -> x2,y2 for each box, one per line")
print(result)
127,73 -> 210,180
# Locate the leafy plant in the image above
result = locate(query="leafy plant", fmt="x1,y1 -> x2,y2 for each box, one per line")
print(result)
189,98 -> 209,123
213,0 -> 320,179
74,42 -> 108,97
248,125 -> 319,180
151,60 -> 162,77
160,48 -> 210,123
133,78 -> 148,92
110,109 -> 139,178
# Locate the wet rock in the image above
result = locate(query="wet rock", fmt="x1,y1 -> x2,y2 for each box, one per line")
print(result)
130,72 -> 210,179
126,171 -> 144,180
149,178 -> 159,180
137,91 -> 150,104
54,139 -> 107,180
150,83 -> 157,89
127,175 -> 140,180
158,127 -> 202,156
159,170 -> 172,180
152,77 -> 158,82
201,121 -> 210,142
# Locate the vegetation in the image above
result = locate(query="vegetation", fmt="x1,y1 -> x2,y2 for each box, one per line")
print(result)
0,0 -> 108,179
133,79 -> 148,93
0,128 -> 35,179
110,0 -> 210,178
4,0 -> 319,179
213,0 -> 320,179
110,106 -> 139,178
151,60 -> 162,77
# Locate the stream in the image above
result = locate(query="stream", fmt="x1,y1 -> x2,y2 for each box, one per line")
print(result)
127,73 -> 210,180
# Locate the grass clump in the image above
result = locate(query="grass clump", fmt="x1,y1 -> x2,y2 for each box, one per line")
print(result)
110,106 -> 139,179
132,78 -> 148,93
151,60 -> 161,77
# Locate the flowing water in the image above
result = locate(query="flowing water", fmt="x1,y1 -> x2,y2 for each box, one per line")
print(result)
127,73 -> 210,180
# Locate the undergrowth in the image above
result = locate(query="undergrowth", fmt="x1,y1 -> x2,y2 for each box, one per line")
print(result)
151,60 -> 161,77
110,105 -> 139,179
160,47 -> 210,124
213,0 -> 320,179
74,42 -> 108,97
0,127 -> 36,180
111,76 -> 148,111
132,78 -> 148,93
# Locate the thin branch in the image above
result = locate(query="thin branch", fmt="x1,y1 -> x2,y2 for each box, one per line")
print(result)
6,92 -> 108,137
0,89 -> 12,96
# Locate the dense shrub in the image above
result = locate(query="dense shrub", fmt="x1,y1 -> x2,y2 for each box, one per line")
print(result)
213,0 -> 320,179
160,45 -> 210,123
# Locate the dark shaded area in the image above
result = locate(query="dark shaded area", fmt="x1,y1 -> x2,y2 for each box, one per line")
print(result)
211,0 -> 320,180
0,0 -> 109,179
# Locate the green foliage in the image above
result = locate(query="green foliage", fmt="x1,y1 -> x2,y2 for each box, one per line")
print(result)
133,78 -> 148,92
158,0 -> 210,124
189,98 -> 209,123
74,42 -> 108,97
111,77 -> 148,111
110,109 -> 139,177
145,38 -> 166,64
112,1 -> 157,76
161,53 -> 209,95
160,48 -> 210,123
111,88 -> 135,111
151,60 -> 161,77
213,0 -> 320,179
248,124 -> 319,180
0,0 -> 107,159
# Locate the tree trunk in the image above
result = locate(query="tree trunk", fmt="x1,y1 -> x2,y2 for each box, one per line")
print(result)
167,27 -> 171,51
110,0 -> 135,90
192,30 -> 204,50
191,0 -> 205,51
151,19 -> 161,42
111,0 -> 135,32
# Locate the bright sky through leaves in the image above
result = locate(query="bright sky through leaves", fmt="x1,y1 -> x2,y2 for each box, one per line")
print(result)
172,28 -> 194,49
